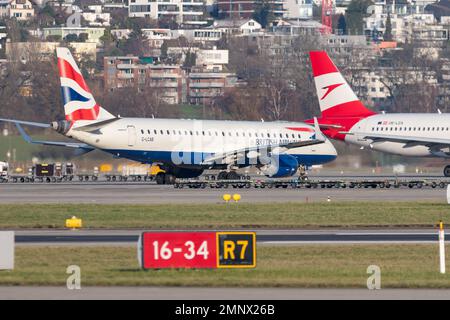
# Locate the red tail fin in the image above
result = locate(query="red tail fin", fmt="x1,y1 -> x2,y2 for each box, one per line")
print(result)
309,51 -> 375,118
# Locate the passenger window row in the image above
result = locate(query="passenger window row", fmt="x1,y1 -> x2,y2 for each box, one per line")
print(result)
139,129 -> 303,139
371,126 -> 450,132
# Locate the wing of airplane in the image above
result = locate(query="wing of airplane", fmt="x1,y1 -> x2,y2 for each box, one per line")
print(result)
15,123 -> 95,153
202,118 -> 326,165
358,132 -> 450,147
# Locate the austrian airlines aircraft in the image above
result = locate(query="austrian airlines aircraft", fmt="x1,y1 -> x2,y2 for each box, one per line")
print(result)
0,48 -> 337,184
307,51 -> 450,176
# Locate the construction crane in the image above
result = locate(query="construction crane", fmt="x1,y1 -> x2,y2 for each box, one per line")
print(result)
321,0 -> 333,34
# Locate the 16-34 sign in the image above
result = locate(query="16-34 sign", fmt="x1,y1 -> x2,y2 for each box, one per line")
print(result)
139,232 -> 256,269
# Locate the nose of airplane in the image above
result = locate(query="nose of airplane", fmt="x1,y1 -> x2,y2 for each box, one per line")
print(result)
323,138 -> 338,163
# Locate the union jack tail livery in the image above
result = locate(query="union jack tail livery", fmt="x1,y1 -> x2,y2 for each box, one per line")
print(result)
57,47 -> 114,122
309,51 -> 375,119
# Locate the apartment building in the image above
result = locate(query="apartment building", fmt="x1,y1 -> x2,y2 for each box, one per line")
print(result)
82,5 -> 111,27
283,0 -> 313,19
217,0 -> 312,20
104,56 -> 141,89
212,18 -> 262,35
348,66 -> 438,107
128,0 -> 208,26
364,0 -> 448,44
188,67 -> 238,105
147,64 -> 185,104
217,0 -> 285,19
0,0 -> 9,18
0,26 -> 6,52
104,56 -> 186,104
6,42 -> 98,62
42,27 -> 105,43
9,0 -> 34,21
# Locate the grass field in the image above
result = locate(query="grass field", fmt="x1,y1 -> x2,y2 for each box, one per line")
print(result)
0,135 -> 42,162
1,245 -> 450,287
0,202 -> 447,229
179,104 -> 205,119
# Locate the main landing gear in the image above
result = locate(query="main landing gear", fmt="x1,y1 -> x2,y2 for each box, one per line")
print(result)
155,172 -> 176,185
444,165 -> 450,177
217,171 -> 242,180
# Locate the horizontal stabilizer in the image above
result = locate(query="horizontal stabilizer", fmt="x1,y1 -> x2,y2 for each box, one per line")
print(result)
0,118 -> 51,128
15,123 -> 94,150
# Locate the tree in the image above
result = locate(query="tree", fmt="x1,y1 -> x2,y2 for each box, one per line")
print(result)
160,41 -> 168,62
384,11 -> 393,41
102,85 -> 180,119
345,0 -> 373,35
0,46 -> 64,123
119,30 -> 149,56
377,42 -> 441,113
158,16 -> 179,30
222,32 -> 325,121
252,0 -> 274,28
183,51 -> 196,69
337,14 -> 347,35
78,52 -> 97,78
47,35 -> 62,42
64,33 -> 79,42
78,33 -> 89,42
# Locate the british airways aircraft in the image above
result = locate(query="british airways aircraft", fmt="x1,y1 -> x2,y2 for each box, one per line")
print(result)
308,51 -> 450,176
0,48 -> 337,184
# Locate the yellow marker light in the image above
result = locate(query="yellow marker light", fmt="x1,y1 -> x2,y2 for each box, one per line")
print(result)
223,194 -> 231,202
440,221 -> 444,231
65,216 -> 82,229
233,194 -> 241,202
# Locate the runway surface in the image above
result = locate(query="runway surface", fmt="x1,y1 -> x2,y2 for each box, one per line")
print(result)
13,229 -> 446,245
1,286 -> 450,300
0,183 -> 446,204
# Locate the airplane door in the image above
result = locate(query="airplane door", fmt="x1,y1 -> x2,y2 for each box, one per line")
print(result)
356,118 -> 369,140
127,125 -> 137,147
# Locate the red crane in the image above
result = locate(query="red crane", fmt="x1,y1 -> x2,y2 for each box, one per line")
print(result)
321,0 -> 333,34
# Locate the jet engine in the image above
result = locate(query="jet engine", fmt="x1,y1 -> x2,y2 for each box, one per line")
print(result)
260,154 -> 299,178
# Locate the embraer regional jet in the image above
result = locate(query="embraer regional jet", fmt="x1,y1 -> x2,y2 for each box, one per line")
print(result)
0,48 -> 337,184
308,51 -> 450,177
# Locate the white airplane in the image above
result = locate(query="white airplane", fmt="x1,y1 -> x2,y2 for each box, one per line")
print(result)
0,47 -> 337,184
308,51 -> 450,176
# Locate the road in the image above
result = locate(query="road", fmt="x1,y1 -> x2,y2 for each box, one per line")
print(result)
13,229 -> 446,245
0,183 -> 447,204
1,286 -> 450,300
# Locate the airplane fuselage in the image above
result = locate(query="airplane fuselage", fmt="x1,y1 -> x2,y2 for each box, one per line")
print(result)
344,114 -> 450,157
67,118 -> 338,168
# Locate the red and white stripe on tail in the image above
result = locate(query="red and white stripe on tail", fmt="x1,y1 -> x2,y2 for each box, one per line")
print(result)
57,47 -> 114,122
309,51 -> 374,118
